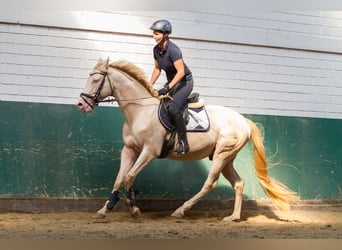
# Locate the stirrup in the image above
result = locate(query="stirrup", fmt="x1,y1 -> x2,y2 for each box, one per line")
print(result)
174,141 -> 189,155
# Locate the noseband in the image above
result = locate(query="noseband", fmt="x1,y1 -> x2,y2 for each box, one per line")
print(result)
80,71 -> 114,109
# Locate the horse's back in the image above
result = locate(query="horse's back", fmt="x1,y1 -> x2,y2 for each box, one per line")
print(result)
205,105 -> 247,124
205,105 -> 251,137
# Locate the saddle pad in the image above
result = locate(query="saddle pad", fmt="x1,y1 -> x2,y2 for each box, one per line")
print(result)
158,104 -> 210,132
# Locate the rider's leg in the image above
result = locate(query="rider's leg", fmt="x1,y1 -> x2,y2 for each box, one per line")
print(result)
168,79 -> 193,155
169,105 -> 189,154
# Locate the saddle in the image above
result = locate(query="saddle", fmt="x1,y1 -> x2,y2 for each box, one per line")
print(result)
158,93 -> 210,132
158,93 -> 210,158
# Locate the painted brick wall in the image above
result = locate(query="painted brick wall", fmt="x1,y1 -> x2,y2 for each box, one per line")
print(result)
0,11 -> 341,119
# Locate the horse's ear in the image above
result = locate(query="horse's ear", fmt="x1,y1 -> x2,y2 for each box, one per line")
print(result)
96,58 -> 104,67
104,57 -> 109,69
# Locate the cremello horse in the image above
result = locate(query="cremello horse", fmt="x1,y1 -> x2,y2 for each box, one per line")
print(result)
76,58 -> 299,222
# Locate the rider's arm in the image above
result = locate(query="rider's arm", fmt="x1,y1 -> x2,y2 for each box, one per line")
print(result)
150,59 -> 161,85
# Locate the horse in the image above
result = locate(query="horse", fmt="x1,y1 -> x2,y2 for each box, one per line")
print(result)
76,58 -> 299,222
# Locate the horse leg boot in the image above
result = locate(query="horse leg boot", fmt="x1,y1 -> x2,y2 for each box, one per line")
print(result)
171,112 -> 189,155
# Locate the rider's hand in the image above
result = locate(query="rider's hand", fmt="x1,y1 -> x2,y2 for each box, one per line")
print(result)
158,85 -> 170,96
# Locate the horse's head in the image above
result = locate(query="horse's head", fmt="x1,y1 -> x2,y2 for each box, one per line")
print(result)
76,58 -> 112,113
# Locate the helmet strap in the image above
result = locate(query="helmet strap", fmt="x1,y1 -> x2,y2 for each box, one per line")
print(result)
158,35 -> 168,49
163,33 -> 169,39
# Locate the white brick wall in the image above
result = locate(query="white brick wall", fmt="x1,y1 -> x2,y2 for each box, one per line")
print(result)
0,11 -> 341,119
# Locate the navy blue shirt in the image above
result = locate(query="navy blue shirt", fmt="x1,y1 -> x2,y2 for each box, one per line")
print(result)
153,40 -> 192,82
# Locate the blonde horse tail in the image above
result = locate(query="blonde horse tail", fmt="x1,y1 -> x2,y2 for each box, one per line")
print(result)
246,118 -> 300,210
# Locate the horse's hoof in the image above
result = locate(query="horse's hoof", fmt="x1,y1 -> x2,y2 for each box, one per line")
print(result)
130,206 -> 141,218
171,209 -> 184,218
222,215 -> 240,223
92,213 -> 106,219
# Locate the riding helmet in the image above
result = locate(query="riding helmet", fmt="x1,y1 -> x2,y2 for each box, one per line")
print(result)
150,19 -> 172,34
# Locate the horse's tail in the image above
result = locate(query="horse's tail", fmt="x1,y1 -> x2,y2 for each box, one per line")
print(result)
246,118 -> 300,210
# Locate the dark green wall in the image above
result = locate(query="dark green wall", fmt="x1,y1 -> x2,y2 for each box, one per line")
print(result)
0,101 -> 341,200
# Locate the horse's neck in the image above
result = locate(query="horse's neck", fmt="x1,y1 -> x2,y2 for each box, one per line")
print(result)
110,69 -> 150,99
110,69 -> 159,124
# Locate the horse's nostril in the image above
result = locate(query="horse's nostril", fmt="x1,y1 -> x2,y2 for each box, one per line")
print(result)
76,101 -> 84,111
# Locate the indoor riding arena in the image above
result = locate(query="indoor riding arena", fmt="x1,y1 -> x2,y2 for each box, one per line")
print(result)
0,10 -> 341,239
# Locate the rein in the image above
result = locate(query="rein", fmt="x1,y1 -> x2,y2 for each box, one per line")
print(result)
80,71 -> 156,109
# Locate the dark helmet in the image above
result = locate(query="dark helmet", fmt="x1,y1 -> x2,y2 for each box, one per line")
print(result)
150,19 -> 172,34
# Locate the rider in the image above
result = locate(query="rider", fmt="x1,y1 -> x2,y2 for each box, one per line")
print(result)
150,19 -> 193,155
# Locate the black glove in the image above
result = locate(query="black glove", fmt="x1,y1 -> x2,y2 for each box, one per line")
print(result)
158,85 -> 170,96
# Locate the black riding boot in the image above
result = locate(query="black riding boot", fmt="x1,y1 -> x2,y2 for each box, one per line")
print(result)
171,112 -> 189,155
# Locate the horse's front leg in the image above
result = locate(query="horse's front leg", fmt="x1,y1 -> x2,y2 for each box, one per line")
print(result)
124,148 -> 155,218
125,186 -> 141,218
93,145 -> 138,219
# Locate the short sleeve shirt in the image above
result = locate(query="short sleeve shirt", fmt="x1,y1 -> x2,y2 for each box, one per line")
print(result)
153,40 -> 192,82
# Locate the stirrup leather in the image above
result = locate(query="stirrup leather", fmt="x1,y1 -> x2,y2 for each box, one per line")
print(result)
174,140 -> 189,155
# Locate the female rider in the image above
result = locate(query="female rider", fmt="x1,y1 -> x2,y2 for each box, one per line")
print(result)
149,19 -> 194,155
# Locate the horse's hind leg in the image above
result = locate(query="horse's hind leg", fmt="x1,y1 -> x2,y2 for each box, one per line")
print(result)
171,159 -> 223,218
221,161 -> 244,222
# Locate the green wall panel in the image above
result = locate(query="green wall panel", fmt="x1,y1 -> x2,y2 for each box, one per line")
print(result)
245,114 -> 342,200
0,101 -> 341,200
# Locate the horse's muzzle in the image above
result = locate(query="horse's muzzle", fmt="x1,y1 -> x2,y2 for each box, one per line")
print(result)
76,98 -> 93,113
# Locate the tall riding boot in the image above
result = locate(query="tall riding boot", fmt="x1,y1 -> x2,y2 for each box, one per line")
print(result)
172,112 -> 189,155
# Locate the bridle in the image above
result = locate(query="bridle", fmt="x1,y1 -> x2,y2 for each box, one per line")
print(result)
80,70 -> 157,110
79,71 -> 114,110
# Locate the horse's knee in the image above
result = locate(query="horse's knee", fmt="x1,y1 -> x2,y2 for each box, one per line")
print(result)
126,172 -> 135,185
234,180 -> 244,195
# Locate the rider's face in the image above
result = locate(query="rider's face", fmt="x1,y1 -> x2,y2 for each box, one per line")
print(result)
153,30 -> 164,45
